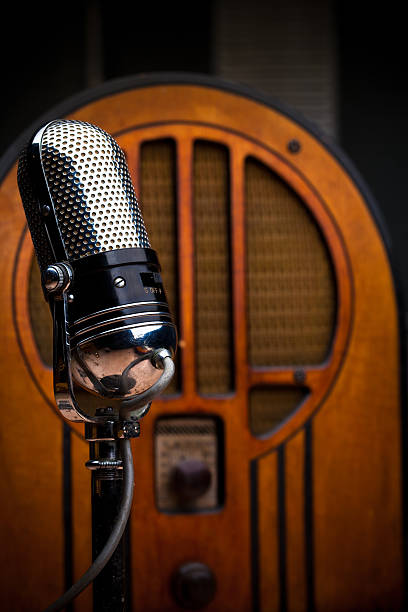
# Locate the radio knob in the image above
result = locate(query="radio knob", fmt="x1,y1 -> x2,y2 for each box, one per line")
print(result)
171,459 -> 212,503
172,562 -> 216,609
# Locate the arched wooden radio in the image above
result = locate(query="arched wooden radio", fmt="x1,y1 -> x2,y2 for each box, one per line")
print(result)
0,75 -> 405,611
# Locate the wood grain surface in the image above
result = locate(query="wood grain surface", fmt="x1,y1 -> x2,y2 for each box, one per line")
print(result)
0,81 -> 404,611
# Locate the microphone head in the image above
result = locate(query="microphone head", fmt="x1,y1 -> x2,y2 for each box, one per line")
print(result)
18,119 -> 177,421
19,119 -> 150,268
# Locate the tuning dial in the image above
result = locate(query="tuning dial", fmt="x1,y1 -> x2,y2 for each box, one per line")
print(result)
170,459 -> 212,503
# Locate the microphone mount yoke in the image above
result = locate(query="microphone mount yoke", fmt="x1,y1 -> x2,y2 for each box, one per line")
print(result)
41,254 -> 175,428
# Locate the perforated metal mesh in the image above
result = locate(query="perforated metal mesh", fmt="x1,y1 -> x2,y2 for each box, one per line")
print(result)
41,120 -> 150,259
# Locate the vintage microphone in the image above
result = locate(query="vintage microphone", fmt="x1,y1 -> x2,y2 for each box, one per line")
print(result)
17,119 -> 177,611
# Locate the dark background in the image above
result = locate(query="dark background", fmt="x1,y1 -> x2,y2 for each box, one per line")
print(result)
2,0 -> 407,310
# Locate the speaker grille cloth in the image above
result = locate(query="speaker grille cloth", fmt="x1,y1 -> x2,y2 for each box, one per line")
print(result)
139,140 -> 179,394
246,157 -> 336,366
250,387 -> 308,436
194,141 -> 233,394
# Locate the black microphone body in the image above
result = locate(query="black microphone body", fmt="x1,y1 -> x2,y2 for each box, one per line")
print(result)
17,119 -> 177,423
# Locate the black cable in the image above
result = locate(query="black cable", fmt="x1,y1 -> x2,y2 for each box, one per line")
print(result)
43,439 -> 134,612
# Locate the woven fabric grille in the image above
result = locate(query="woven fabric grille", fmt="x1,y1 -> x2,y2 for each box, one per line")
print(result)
194,141 -> 233,394
139,140 -> 178,319
139,140 -> 179,394
246,157 -> 336,366
250,387 -> 308,436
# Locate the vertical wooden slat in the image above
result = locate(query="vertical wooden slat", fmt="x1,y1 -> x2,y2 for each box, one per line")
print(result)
230,148 -> 248,396
285,430 -> 307,612
258,450 -> 280,611
177,138 -> 196,398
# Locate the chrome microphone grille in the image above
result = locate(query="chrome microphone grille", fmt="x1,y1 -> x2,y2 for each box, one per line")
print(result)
40,119 -> 150,259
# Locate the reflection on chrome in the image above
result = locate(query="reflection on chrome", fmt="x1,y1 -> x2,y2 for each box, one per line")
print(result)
71,324 -> 177,399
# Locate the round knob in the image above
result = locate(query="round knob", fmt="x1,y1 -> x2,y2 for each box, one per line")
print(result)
170,459 -> 212,503
42,265 -> 65,292
41,263 -> 72,294
172,562 -> 216,609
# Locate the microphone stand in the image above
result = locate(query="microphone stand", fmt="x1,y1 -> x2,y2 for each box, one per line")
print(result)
17,119 -> 177,612
85,419 -> 139,612
81,354 -> 174,611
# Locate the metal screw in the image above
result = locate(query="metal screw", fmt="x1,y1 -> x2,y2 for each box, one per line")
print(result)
114,276 -> 126,288
288,139 -> 301,154
42,204 -> 51,216
115,420 -> 140,439
294,368 -> 306,384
